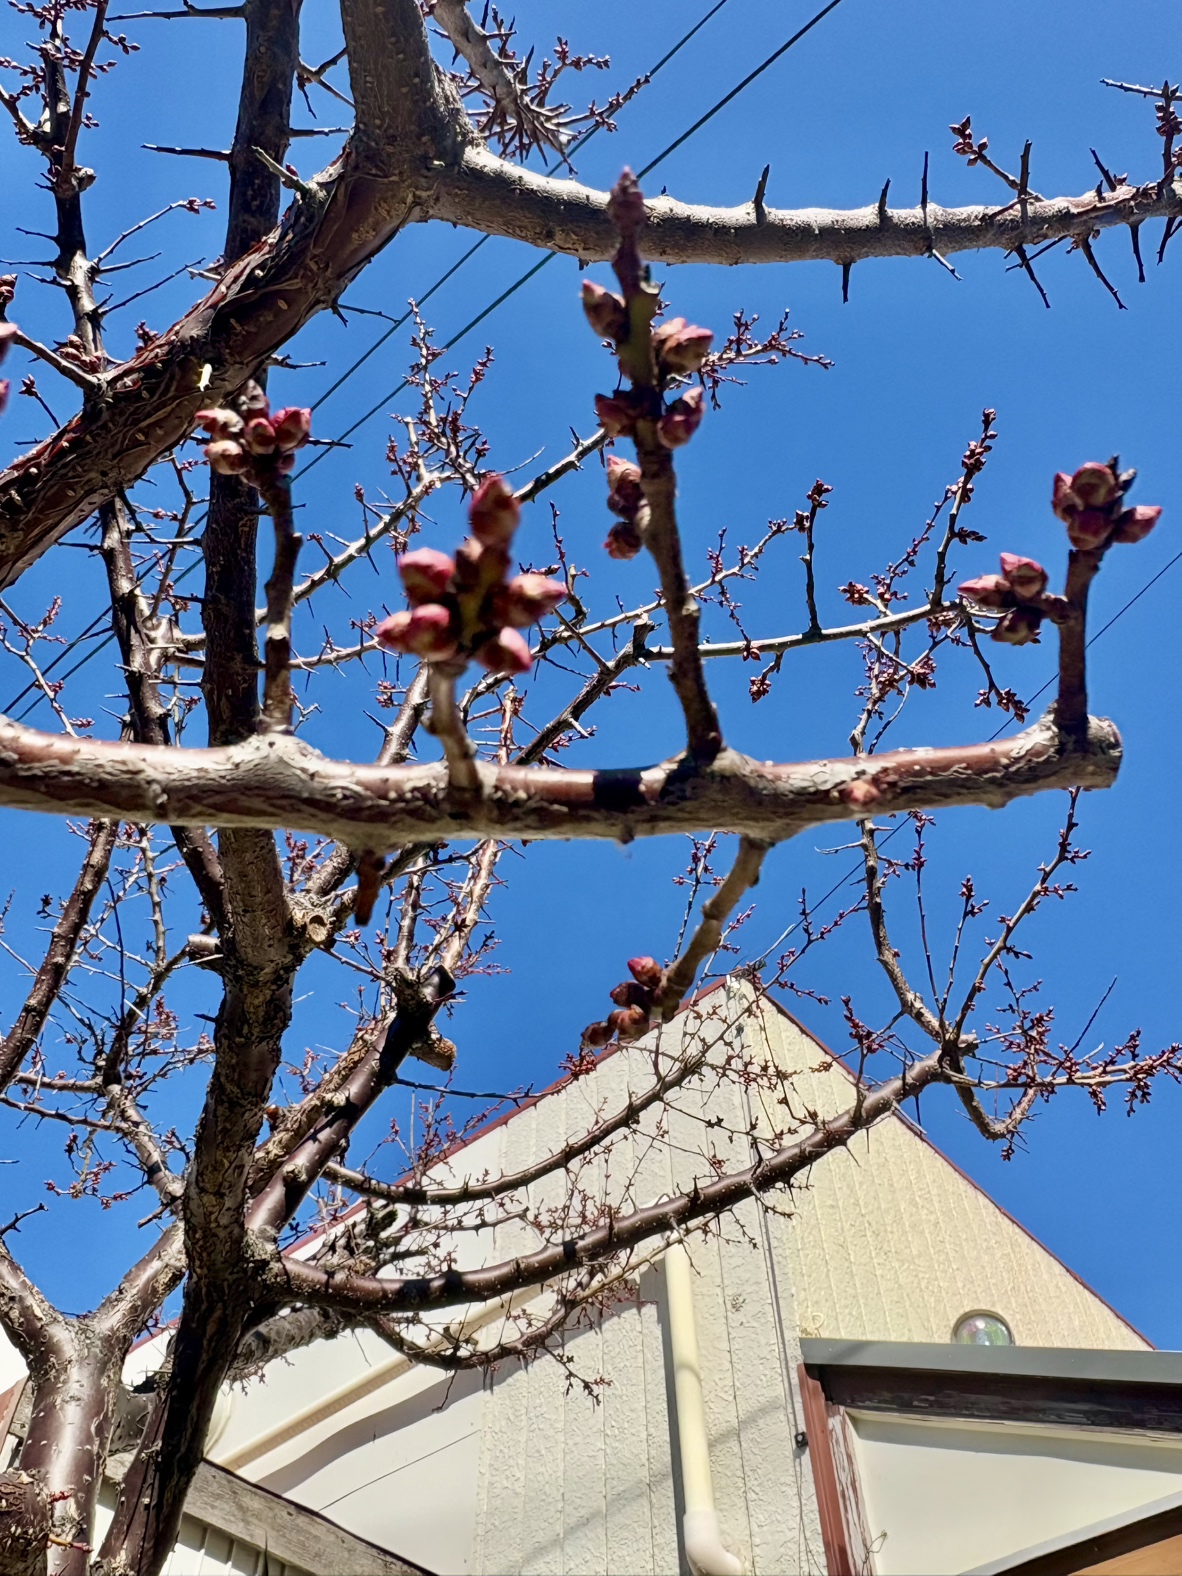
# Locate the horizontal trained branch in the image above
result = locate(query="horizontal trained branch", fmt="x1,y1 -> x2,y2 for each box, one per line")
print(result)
0,710 -> 1119,845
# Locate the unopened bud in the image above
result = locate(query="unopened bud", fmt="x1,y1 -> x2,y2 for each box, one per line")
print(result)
609,980 -> 653,1010
1066,508 -> 1114,551
1111,504 -> 1162,544
402,603 -> 459,660
606,168 -> 646,242
998,553 -> 1048,602
581,1020 -> 612,1050
606,455 -> 644,518
595,392 -> 638,438
469,475 -> 520,546
242,416 -> 277,455
656,386 -> 704,449
991,606 -> 1043,646
205,439 -> 249,475
1069,462 -> 1119,509
271,406 -> 312,451
454,536 -> 510,599
627,956 -> 663,989
582,280 -> 628,341
495,573 -> 568,628
957,573 -> 1013,610
0,275 -> 16,308
398,547 -> 456,603
476,627 -> 533,675
605,521 -> 643,560
0,379 -> 8,416
653,316 -> 714,373
1051,471 -> 1080,523
609,1004 -> 650,1042
374,610 -> 413,653
195,406 -> 244,440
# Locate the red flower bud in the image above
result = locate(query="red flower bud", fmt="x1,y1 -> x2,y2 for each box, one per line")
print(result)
609,980 -> 653,1010
653,316 -> 714,373
1111,504 -> 1162,544
627,956 -> 663,988
454,537 -> 510,599
606,455 -> 644,519
608,1005 -> 650,1042
1051,471 -> 1080,522
398,547 -> 456,604
581,280 -> 628,341
204,439 -> 249,476
991,606 -> 1043,646
270,406 -> 312,451
276,451 -> 296,476
656,386 -> 704,449
374,610 -> 413,653
604,521 -> 643,560
998,554 -> 1048,602
242,416 -> 277,455
401,603 -> 459,660
595,393 -> 637,438
1066,508 -> 1114,551
195,407 -> 244,440
957,573 -> 1013,610
469,475 -> 520,546
1069,462 -> 1119,509
496,573 -> 568,628
476,627 -> 533,675
581,1020 -> 612,1050
0,275 -> 16,308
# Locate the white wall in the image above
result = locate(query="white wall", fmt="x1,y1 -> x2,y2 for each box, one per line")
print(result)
849,1413 -> 1182,1576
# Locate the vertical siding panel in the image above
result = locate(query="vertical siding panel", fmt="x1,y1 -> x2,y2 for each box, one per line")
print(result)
602,1289 -> 655,1575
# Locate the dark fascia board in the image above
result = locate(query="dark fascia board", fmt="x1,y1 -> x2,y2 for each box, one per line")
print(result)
800,1339 -> 1182,1434
962,1487 -> 1182,1576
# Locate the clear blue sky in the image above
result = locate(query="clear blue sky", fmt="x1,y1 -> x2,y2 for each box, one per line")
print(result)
0,1 -> 1177,1342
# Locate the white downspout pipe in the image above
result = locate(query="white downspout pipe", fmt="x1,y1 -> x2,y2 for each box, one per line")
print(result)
665,1243 -> 744,1576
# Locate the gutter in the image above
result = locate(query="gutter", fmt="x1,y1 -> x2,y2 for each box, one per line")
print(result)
665,1243 -> 744,1576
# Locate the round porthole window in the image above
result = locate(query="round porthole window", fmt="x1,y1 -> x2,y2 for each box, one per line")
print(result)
953,1311 -> 1013,1346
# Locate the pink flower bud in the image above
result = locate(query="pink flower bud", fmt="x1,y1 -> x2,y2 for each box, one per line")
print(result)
606,454 -> 644,519
627,956 -> 663,989
609,980 -> 653,1010
1069,462 -> 1119,509
604,521 -> 643,560
403,603 -> 459,660
374,610 -> 413,653
653,316 -> 714,373
957,573 -> 1013,610
242,416 -> 277,455
581,1020 -> 612,1050
0,322 -> 16,364
454,537 -> 510,598
0,379 -> 8,416
1066,508 -> 1114,551
609,1005 -> 650,1042
270,406 -> 312,451
476,627 -> 533,675
991,606 -> 1043,646
195,407 -> 244,440
581,280 -> 628,341
656,386 -> 704,449
1051,471 -> 1080,522
204,439 -> 249,476
1111,505 -> 1162,544
469,475 -> 520,546
997,553 -> 1048,602
0,275 -> 16,308
496,573 -> 568,628
595,392 -> 638,438
398,547 -> 456,604
276,451 -> 296,475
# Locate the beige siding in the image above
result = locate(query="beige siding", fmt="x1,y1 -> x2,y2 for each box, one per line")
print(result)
753,999 -> 1148,1351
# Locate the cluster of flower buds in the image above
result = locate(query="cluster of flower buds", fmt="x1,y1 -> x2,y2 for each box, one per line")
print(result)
580,955 -> 665,1048
195,387 -> 312,484
958,553 -> 1068,645
1051,460 -> 1161,551
375,475 -> 567,675
604,455 -> 646,560
592,382 -> 706,448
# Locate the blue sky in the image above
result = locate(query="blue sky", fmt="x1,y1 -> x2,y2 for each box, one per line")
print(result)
0,1 -> 1177,1342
